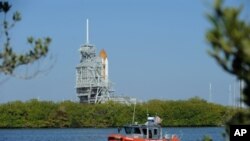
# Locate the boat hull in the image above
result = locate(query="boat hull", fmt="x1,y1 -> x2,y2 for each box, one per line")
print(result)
108,134 -> 179,141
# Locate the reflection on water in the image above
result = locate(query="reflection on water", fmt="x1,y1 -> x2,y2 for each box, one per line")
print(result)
0,127 -> 225,141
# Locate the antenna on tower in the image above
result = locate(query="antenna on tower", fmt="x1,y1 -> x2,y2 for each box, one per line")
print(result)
86,18 -> 89,44
233,82 -> 236,108
209,83 -> 212,102
239,80 -> 243,108
228,84 -> 232,106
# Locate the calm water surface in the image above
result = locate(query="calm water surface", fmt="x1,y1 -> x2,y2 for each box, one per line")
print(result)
0,127 -> 225,141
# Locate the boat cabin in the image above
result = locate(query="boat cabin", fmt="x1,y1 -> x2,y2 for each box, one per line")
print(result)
124,124 -> 162,139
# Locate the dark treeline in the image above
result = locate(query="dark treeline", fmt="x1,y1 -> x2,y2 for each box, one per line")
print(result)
0,97 -> 243,128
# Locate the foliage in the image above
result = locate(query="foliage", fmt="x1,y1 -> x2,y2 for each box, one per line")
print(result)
206,0 -> 250,139
0,98 -> 240,128
0,1 -> 51,75
206,0 -> 250,107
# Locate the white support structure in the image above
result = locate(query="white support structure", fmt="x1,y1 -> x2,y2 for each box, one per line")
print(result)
76,19 -> 135,104
76,19 -> 112,103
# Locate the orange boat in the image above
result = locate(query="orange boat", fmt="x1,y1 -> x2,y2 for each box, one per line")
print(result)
108,116 -> 180,141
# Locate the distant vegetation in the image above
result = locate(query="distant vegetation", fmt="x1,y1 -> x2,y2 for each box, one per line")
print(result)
0,97 -> 244,128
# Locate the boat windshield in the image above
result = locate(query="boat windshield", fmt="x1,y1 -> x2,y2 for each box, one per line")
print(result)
124,126 -> 141,134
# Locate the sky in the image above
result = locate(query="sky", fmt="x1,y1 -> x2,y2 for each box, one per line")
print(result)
0,0 -> 247,105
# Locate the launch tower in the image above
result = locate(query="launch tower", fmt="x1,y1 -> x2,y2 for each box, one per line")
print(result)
76,19 -> 136,104
76,19 -> 113,103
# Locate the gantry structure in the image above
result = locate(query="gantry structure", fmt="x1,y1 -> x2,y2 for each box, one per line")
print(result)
76,19 -> 135,104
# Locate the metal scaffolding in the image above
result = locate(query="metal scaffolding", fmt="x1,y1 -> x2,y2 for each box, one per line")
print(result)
76,19 -> 135,104
76,43 -> 113,103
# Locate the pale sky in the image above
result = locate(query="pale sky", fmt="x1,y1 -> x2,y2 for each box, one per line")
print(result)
0,0 -> 246,105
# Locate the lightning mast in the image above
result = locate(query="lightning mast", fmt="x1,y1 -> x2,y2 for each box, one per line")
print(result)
86,19 -> 89,44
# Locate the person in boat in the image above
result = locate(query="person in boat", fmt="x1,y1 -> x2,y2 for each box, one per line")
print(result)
117,127 -> 121,133
149,130 -> 152,139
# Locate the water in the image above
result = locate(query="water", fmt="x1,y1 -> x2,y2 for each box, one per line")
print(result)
0,127 -> 225,141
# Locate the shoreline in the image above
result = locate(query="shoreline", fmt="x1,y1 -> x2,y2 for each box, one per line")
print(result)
0,125 -> 225,129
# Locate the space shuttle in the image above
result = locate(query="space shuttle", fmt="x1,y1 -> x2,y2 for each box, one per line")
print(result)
99,49 -> 108,81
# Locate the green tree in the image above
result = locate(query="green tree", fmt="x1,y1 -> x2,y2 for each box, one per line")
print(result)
206,0 -> 250,138
206,0 -> 250,106
0,1 -> 51,76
